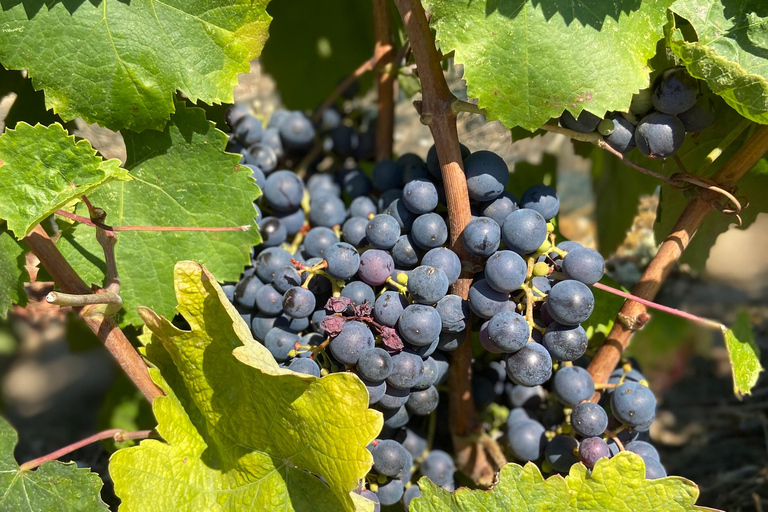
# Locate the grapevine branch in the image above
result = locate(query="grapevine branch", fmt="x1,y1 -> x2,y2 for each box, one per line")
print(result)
372,0 -> 396,160
19,429 -> 153,471
394,0 -> 503,486
22,224 -> 163,402
587,125 -> 768,395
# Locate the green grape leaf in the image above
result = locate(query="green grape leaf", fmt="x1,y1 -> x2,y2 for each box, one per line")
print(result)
261,0 -> 374,110
0,225 -> 27,318
0,416 -> 109,512
670,0 -> 768,124
411,452 -> 710,512
0,123 -> 128,238
56,103 -> 261,326
427,0 -> 673,131
721,310 -> 763,395
0,1 -> 271,132
110,261 -> 382,512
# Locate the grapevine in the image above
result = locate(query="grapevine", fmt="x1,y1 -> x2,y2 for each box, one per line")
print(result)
0,1 -> 766,511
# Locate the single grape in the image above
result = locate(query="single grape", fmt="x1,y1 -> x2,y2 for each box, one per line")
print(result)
398,304 -> 442,346
341,280 -> 376,306
387,351 -> 425,389
259,217 -> 287,247
420,450 -> 454,486
341,217 -> 368,246
329,124 -> 358,159
486,310 -> 530,353
378,385 -> 411,409
309,194 -> 346,228
358,347 -> 393,382
261,127 -> 285,160
437,329 -> 466,352
435,295 -> 469,333
542,322 -> 588,361
630,87 -> 653,116
463,150 -> 509,201
644,457 -> 667,479
421,247 -> 461,285
245,145 -> 278,173
275,208 -> 305,237
303,227 -> 338,258
282,286 -> 316,319
375,477 -> 404,506
348,197 -> 376,219
462,217 -> 501,258
264,328 -> 299,362
287,357 -> 321,377
403,179 -> 439,214
407,386 -> 439,415
329,321 -> 375,365
263,170 -> 305,212
652,66 -> 698,115
562,246 -> 605,285
603,113 -> 636,154
611,381 -> 656,429
432,353 -> 450,386
553,366 -> 595,406
468,279 -> 512,319
386,199 -> 416,233
366,214 -> 401,250
485,250 -> 527,293
407,266 -> 449,305
392,235 -> 421,267
413,356 -> 439,390
374,291 -> 408,327
235,115 -> 263,146
545,435 -> 580,473
505,343 -> 552,386
279,111 -> 315,150
254,284 -> 284,316
546,280 -> 594,326
571,401 -> 609,437
361,376 -> 386,406
502,208 -> 548,255
635,112 -> 686,159
225,104 -> 249,129
325,242 -> 361,280
520,184 -> 559,221
579,436 -> 611,468
411,213 -> 448,250
479,191 -> 519,226
625,440 -> 660,461
403,485 -> 421,511
382,405 -> 410,429
409,336 -> 439,359
506,384 -> 546,409
372,159 -> 403,191
560,110 -> 601,132
234,275 -> 263,309
677,95 -> 714,133
358,249 -> 395,286
371,439 -> 409,478
307,173 -> 339,197
507,419 -> 546,461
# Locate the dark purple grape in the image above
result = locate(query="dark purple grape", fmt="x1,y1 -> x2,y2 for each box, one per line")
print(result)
579,436 -> 610,468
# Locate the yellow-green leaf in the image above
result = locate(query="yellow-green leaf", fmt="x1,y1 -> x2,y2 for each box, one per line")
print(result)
721,311 -> 763,396
110,261 -> 382,512
411,452 -> 712,512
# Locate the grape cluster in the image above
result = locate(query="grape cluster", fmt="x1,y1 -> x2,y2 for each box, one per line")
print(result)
561,66 -> 714,159
223,103 -> 665,510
